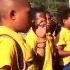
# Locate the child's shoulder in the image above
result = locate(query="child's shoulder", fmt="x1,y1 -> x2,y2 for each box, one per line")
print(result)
58,27 -> 68,35
61,27 -> 69,32
56,27 -> 70,39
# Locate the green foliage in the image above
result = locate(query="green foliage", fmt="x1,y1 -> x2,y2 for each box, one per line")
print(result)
30,0 -> 47,8
29,0 -> 68,14
55,0 -> 66,2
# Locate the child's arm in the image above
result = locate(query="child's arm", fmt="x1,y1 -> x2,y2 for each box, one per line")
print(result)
57,45 -> 70,57
0,66 -> 11,70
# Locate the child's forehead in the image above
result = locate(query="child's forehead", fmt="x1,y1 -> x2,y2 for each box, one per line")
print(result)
36,12 -> 45,18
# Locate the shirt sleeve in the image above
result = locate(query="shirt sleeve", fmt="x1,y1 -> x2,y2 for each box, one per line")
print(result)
0,36 -> 16,68
55,31 -> 66,46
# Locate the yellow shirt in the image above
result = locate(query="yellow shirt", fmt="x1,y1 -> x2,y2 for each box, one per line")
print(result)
0,26 -> 26,70
56,27 -> 70,65
25,28 -> 53,70
25,28 -> 38,70
0,35 -> 16,69
43,33 -> 53,70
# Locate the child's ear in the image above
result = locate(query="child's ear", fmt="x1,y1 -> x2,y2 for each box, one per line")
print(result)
10,10 -> 16,20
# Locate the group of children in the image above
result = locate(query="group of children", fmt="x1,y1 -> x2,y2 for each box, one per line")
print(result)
0,0 -> 70,70
20,6 -> 70,70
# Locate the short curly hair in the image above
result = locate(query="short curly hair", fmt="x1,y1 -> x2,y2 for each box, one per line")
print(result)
57,6 -> 70,25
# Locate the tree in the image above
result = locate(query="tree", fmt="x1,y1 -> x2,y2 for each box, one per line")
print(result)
29,0 -> 47,8
29,0 -> 68,14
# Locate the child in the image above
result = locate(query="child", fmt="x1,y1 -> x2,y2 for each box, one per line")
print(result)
56,7 -> 70,70
43,10 -> 54,70
0,0 -> 31,70
25,7 -> 53,70
45,11 -> 60,70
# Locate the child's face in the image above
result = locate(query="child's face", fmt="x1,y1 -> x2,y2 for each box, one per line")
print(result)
35,12 -> 46,37
46,13 -> 52,29
12,0 -> 31,32
63,17 -> 70,29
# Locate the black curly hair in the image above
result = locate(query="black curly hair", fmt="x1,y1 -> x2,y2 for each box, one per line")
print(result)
57,6 -> 70,26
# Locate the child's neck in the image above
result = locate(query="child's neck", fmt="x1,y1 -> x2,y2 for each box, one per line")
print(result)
63,26 -> 70,30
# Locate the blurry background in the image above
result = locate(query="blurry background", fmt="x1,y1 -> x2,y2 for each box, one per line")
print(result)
29,0 -> 69,15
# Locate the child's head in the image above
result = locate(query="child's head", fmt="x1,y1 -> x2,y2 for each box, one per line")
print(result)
57,6 -> 70,29
31,7 -> 46,30
0,0 -> 31,32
